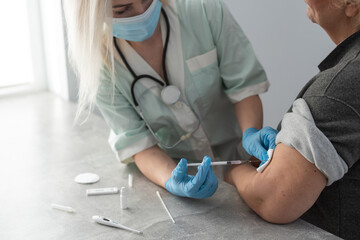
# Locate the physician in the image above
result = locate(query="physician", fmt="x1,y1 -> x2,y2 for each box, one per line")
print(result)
63,0 -> 272,199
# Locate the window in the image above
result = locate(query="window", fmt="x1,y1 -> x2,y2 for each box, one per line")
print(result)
0,0 -> 47,94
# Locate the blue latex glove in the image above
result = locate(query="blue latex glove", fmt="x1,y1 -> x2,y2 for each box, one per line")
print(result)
242,127 -> 279,165
165,156 -> 218,199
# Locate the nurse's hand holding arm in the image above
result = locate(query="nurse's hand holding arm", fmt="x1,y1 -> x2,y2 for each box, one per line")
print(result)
234,95 -> 278,164
242,127 -> 279,165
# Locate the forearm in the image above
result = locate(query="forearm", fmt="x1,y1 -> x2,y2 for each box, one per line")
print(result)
226,161 -> 301,224
225,144 -> 327,223
234,95 -> 263,133
134,145 -> 177,188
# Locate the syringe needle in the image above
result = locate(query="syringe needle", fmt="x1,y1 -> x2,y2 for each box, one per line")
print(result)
187,160 -> 255,167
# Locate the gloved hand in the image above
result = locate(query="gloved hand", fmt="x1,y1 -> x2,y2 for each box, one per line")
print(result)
242,127 -> 279,166
165,156 -> 218,199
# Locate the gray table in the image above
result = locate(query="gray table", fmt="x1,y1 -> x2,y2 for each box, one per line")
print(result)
0,92 -> 340,240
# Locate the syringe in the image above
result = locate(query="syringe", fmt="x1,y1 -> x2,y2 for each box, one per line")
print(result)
187,160 -> 255,167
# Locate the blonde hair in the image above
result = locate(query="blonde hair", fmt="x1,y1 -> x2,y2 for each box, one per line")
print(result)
63,0 -> 167,123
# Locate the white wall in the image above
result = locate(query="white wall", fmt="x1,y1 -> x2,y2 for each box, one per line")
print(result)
224,0 -> 335,127
39,0 -> 69,100
28,0 -> 48,92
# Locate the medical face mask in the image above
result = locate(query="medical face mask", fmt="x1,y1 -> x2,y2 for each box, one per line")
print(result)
112,0 -> 162,42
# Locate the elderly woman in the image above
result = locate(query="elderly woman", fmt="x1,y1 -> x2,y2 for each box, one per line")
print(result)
225,0 -> 360,239
63,0 -> 272,200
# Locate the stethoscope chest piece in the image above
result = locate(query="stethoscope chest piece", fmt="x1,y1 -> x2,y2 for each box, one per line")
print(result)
161,85 -> 181,105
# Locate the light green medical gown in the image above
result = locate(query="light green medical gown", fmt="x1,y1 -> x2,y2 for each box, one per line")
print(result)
96,0 -> 269,163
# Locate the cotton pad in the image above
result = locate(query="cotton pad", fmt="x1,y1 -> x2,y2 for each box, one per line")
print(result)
257,149 -> 274,173
74,173 -> 100,184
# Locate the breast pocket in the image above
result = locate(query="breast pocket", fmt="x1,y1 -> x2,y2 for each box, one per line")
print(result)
186,48 -> 222,108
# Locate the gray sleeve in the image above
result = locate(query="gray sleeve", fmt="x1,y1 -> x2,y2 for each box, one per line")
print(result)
304,95 -> 360,168
276,98 -> 348,186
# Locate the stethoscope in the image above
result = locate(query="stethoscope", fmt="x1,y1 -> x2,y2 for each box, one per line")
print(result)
113,9 -> 201,149
113,9 -> 181,106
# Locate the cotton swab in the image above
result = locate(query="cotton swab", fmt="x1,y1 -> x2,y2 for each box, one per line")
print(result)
51,203 -> 76,213
128,174 -> 133,188
156,191 -> 175,224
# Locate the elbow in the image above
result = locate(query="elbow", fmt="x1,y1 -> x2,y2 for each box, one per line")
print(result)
254,201 -> 302,224
258,210 -> 298,225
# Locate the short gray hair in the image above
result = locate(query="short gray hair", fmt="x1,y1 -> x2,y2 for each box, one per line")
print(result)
332,0 -> 360,28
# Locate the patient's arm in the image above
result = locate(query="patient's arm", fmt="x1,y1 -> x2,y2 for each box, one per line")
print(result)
225,143 -> 327,224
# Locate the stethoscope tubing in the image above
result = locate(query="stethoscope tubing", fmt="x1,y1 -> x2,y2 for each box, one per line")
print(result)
112,8 -> 202,149
113,8 -> 171,107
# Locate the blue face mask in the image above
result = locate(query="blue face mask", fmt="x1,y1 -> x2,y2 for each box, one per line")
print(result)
112,0 -> 162,42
